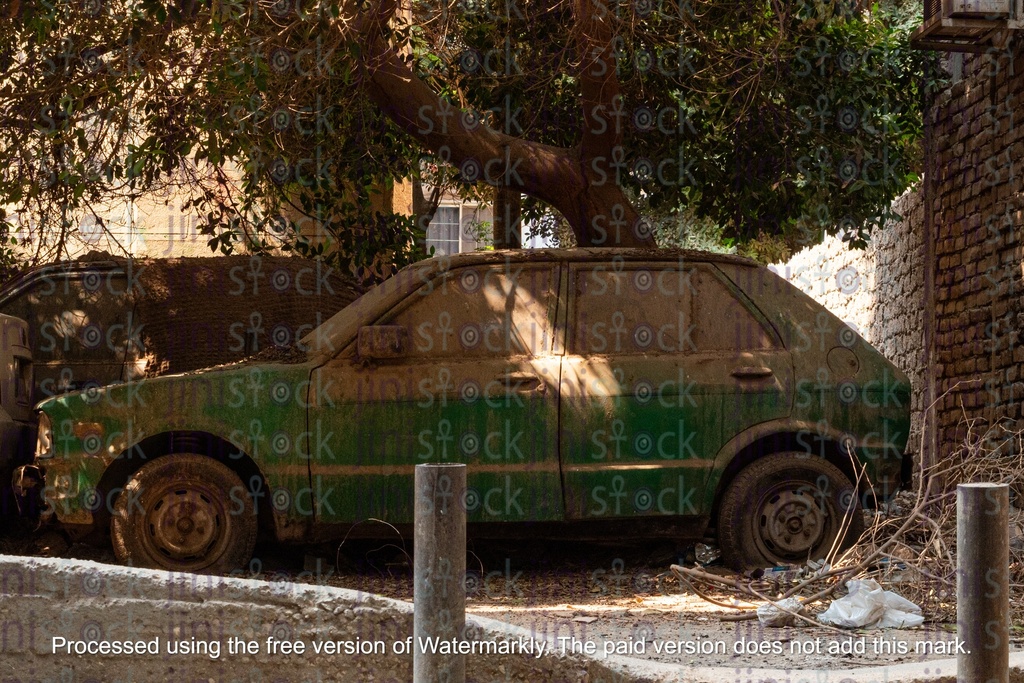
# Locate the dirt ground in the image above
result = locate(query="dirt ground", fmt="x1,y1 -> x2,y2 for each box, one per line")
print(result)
306,539 -> 999,670
9,524 -> 1013,672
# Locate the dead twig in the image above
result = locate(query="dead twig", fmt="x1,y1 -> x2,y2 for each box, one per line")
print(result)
672,414 -> 1024,625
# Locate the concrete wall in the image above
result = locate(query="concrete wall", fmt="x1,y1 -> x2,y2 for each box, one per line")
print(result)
8,196 -> 230,261
8,178 -> 491,263
0,555 -> 630,683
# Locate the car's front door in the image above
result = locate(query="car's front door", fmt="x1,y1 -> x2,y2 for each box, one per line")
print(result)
559,259 -> 792,522
307,260 -> 564,529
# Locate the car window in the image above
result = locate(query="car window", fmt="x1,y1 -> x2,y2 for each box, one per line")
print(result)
383,264 -> 558,358
692,268 -> 775,352
570,264 -> 774,355
571,265 -> 691,354
14,356 -> 31,405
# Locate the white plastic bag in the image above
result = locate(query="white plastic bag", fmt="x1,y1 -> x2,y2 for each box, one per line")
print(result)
757,597 -> 804,627
817,578 -> 924,629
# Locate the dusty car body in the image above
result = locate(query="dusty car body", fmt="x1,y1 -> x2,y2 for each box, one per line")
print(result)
0,314 -> 36,507
18,249 -> 911,571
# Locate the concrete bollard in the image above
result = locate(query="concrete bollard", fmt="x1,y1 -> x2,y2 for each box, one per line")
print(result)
414,463 -> 466,683
957,482 -> 1009,683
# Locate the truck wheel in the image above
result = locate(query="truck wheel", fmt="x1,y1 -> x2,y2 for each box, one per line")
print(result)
111,454 -> 257,573
716,453 -> 863,571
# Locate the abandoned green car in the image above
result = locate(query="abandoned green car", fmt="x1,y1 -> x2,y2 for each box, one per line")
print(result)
16,249 -> 910,572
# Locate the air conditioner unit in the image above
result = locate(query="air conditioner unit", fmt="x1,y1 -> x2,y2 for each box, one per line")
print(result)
951,0 -> 1010,15
912,0 -> 1019,51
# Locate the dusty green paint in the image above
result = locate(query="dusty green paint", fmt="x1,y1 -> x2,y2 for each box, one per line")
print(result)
32,249 -> 911,542
314,397 -> 563,524
35,364 -> 313,530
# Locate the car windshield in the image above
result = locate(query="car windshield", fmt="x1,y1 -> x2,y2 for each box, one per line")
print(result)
299,260 -> 435,361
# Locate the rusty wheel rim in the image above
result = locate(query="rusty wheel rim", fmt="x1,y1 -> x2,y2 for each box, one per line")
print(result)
143,483 -> 228,566
755,485 -> 828,561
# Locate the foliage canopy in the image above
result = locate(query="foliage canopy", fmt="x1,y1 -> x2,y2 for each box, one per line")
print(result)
0,0 -> 938,276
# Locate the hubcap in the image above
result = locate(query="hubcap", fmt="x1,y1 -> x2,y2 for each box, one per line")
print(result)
757,487 -> 827,559
146,488 -> 223,561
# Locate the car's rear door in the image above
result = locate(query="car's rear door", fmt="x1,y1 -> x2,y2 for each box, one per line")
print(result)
307,260 -> 564,528
558,258 -> 792,522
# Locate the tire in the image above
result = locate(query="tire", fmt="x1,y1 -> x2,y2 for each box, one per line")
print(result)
111,454 -> 257,573
716,453 -> 863,571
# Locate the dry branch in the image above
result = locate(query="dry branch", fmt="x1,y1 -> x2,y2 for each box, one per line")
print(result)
672,418 -> 1024,626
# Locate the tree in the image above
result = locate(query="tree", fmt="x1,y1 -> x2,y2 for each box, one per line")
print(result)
0,0 -> 936,276
380,0 -> 936,251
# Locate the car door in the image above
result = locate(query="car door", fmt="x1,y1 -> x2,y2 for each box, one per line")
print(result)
559,258 -> 792,522
307,260 -> 564,529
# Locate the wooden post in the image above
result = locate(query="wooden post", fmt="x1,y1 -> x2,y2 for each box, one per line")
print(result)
957,483 -> 1009,683
414,464 -> 466,683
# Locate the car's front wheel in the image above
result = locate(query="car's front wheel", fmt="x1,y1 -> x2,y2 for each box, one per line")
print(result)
111,454 -> 257,573
716,453 -> 863,571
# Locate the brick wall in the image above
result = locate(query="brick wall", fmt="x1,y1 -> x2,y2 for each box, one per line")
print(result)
931,49 -> 1024,453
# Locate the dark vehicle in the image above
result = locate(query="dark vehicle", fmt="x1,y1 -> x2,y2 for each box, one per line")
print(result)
17,249 -> 911,571
0,314 -> 36,510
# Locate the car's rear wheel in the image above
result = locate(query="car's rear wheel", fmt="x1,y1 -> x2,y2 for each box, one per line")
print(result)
111,454 -> 256,573
716,453 -> 863,571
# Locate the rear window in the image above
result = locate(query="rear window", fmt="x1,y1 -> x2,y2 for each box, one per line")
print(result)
570,263 -> 775,355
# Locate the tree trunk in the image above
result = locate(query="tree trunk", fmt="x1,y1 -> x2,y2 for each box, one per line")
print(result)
492,185 -> 522,249
353,0 -> 655,249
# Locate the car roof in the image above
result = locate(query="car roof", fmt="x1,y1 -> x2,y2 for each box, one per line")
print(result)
418,247 -> 759,269
299,248 -> 761,361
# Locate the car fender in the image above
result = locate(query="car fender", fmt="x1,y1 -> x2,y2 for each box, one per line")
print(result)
706,418 -> 858,503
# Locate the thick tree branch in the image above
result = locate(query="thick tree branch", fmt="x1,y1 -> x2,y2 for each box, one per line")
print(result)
569,0 -> 651,246
577,0 -> 622,162
352,0 -> 655,247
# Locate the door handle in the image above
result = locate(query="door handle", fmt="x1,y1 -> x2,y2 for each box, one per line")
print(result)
498,372 -> 546,393
731,366 -> 773,379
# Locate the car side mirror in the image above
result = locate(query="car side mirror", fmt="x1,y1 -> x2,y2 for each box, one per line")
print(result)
357,325 -> 409,360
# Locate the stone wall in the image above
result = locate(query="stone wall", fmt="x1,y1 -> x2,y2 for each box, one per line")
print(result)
772,187 -> 926,455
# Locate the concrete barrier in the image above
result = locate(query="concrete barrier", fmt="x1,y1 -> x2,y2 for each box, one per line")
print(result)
4,555 -> 1023,683
0,556 -> 620,682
